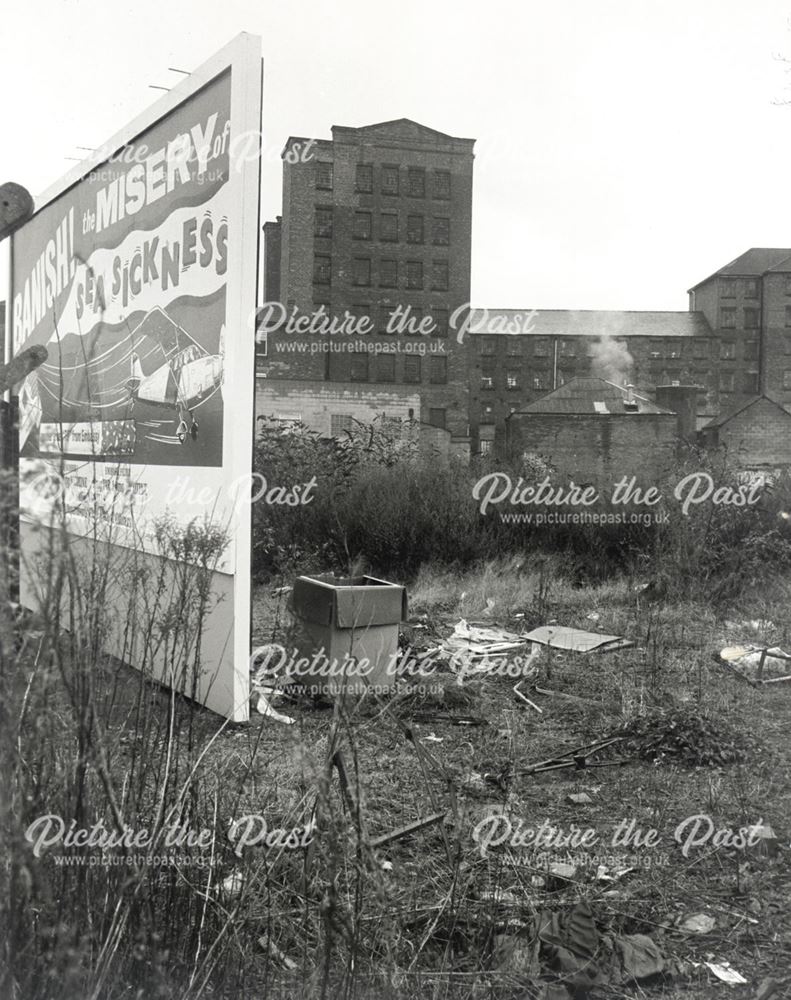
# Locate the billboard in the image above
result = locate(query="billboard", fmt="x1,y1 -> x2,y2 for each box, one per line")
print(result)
8,33 -> 262,721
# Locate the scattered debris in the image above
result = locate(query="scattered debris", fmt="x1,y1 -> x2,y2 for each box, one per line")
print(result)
746,822 -> 778,858
513,736 -> 629,778
440,619 -> 532,661
585,612 -> 600,622
513,679 -> 543,713
369,811 -> 446,849
533,684 -> 599,707
719,644 -> 791,683
617,933 -> 665,980
420,733 -> 444,743
220,869 -> 244,896
253,692 -> 295,724
704,960 -> 748,985
524,625 -> 633,653
614,706 -> 762,766
271,585 -> 293,597
258,934 -> 297,970
680,912 -> 716,934
566,792 -> 594,805
547,862 -> 577,889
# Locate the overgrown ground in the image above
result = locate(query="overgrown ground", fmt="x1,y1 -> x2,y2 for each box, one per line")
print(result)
3,557 -> 791,998
234,562 -> 791,999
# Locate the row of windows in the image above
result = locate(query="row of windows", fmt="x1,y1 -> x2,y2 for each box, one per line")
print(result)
312,303 -> 449,336
719,307 -> 761,329
719,278 -> 760,299
343,352 -> 447,384
314,207 -> 450,245
476,337 -> 753,360
475,370 -> 759,395
316,161 -> 451,199
314,254 -> 450,290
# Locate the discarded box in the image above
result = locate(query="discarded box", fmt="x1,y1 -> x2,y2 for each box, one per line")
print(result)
290,574 -> 407,696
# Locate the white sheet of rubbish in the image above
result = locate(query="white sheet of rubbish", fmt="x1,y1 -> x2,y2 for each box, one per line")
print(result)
719,644 -> 791,680
703,961 -> 747,985
254,692 -> 295,724
523,625 -> 633,653
441,620 -> 530,659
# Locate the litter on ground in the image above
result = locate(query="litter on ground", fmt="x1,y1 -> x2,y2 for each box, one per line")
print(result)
523,625 -> 633,653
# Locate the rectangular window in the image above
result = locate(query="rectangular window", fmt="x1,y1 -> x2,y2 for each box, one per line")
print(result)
429,357 -> 447,384
720,307 -> 736,329
533,375 -> 546,389
745,339 -> 759,361
693,340 -> 709,359
433,170 -> 450,199
404,355 -> 421,383
316,161 -> 333,190
355,163 -> 373,192
406,214 -> 424,244
744,278 -> 759,299
534,338 -> 549,356
506,338 -> 522,356
380,305 -> 394,333
480,339 -> 496,355
479,440 -> 493,455
380,259 -> 398,288
314,206 -> 332,238
381,165 -> 399,195
406,260 -> 423,289
786,305 -> 791,327
330,413 -> 353,436
350,354 -> 369,382
481,357 -> 495,389
313,254 -> 331,285
719,341 -> 736,359
431,306 -> 448,337
432,260 -> 449,290
407,167 -> 425,197
353,211 -> 372,240
376,354 -> 395,382
506,370 -> 520,389
381,212 -> 398,241
649,338 -> 664,357
432,216 -> 450,245
783,371 -> 791,390
785,276 -> 791,296
429,407 -> 446,429
744,372 -> 759,394
784,334 -> 791,355
719,373 -> 735,392
403,306 -> 423,335
744,307 -> 760,329
560,339 -> 576,357
719,279 -> 735,298
352,258 -> 371,286
480,404 -> 494,424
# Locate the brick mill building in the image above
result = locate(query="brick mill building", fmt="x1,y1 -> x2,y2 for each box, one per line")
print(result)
256,113 -> 791,467
258,119 -> 474,456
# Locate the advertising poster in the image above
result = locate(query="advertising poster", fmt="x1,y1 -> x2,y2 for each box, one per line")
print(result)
9,34 -> 262,720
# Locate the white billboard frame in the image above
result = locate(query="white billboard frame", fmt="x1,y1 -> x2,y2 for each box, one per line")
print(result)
7,32 -> 262,722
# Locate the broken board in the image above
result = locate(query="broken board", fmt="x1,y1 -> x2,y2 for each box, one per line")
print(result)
524,626 -> 633,654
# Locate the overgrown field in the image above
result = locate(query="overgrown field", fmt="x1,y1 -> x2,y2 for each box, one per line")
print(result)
3,423 -> 791,999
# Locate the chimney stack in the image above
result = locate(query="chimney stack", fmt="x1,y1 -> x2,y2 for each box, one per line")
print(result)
655,384 -> 702,443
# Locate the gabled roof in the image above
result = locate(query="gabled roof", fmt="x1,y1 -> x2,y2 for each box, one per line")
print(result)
340,118 -> 462,141
689,249 -> 791,291
468,309 -> 710,339
514,377 -> 674,416
702,392 -> 791,429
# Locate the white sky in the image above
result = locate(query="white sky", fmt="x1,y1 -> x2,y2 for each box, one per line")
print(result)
3,0 -> 791,311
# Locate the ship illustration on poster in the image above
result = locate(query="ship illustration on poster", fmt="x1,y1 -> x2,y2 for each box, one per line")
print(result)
23,299 -> 226,467
125,307 -> 224,444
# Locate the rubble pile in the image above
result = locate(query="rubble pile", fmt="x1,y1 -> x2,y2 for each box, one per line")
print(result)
613,706 -> 763,766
